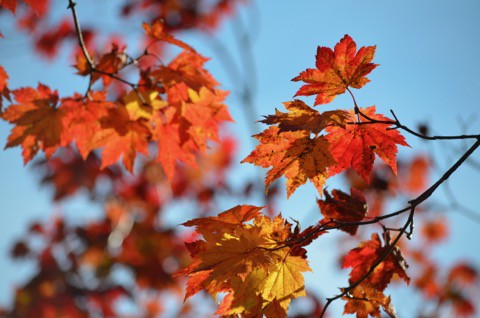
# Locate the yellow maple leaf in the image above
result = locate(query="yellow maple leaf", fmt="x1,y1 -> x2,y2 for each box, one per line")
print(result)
124,90 -> 167,120
262,248 -> 311,305
182,206 -> 312,317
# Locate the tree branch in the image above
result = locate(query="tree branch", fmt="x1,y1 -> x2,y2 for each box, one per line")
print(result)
317,137 -> 480,317
67,0 -> 94,68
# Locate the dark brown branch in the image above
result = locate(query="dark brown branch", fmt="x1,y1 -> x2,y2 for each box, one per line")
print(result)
319,210 -> 415,318
345,88 -> 480,140
353,106 -> 480,141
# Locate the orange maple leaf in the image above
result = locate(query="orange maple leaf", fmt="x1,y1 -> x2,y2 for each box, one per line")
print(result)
183,87 -> 233,151
97,105 -> 151,173
152,107 -> 197,181
448,263 -> 478,286
292,35 -> 378,105
325,106 -> 409,182
61,92 -> 115,159
419,217 -> 448,244
143,20 -> 196,52
181,206 -> 311,317
261,99 -> 349,134
242,126 -> 336,197
404,154 -> 430,193
342,282 -> 397,318
3,84 -> 64,163
183,205 -> 263,236
152,51 -> 218,94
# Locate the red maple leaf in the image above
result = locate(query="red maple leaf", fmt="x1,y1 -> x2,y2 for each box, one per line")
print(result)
0,65 -> 10,111
35,19 -> 74,58
317,188 -> 368,235
23,0 -> 49,16
143,19 -> 196,52
292,35 -> 378,105
342,232 -> 410,291
3,84 -> 65,163
92,44 -> 127,87
0,0 -> 16,13
325,106 -> 409,182
61,92 -> 115,159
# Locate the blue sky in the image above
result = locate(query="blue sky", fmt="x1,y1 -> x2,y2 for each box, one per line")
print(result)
1,0 -> 480,316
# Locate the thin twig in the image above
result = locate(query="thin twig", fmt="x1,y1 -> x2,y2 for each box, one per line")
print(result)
68,0 -> 144,101
352,106 -> 480,140
67,0 -> 94,67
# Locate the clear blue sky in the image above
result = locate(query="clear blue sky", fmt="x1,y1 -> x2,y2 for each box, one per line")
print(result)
1,0 -> 479,316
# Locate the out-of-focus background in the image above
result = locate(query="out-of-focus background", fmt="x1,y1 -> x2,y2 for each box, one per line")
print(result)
1,0 -> 479,316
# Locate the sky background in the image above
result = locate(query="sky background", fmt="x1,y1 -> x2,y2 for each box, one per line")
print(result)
1,0 -> 480,316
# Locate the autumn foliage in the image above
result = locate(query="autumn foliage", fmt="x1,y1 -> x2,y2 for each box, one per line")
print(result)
1,1 -> 479,318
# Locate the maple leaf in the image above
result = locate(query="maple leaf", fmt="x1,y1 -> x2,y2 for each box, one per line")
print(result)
74,51 -> 91,76
183,205 -> 263,241
343,282 -> 397,318
317,188 -> 368,235
152,51 -> 218,94
92,44 -> 127,87
182,226 -> 276,304
261,248 -> 310,304
292,35 -> 378,105
0,65 -> 11,112
3,84 -> 64,163
261,99 -> 349,134
419,217 -> 448,244
255,214 -> 294,243
97,105 -> 151,173
183,87 -> 233,151
181,206 -> 311,317
448,263 -> 478,286
61,92 -> 115,159
215,269 -> 267,316
151,107 -> 197,181
242,126 -> 336,197
0,65 -> 8,92
34,149 -> 120,201
23,0 -> 49,16
404,154 -> 430,193
123,90 -> 167,120
35,19 -> 74,58
342,232 -> 410,291
325,106 -> 409,182
143,20 -> 196,52
0,0 -> 16,13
